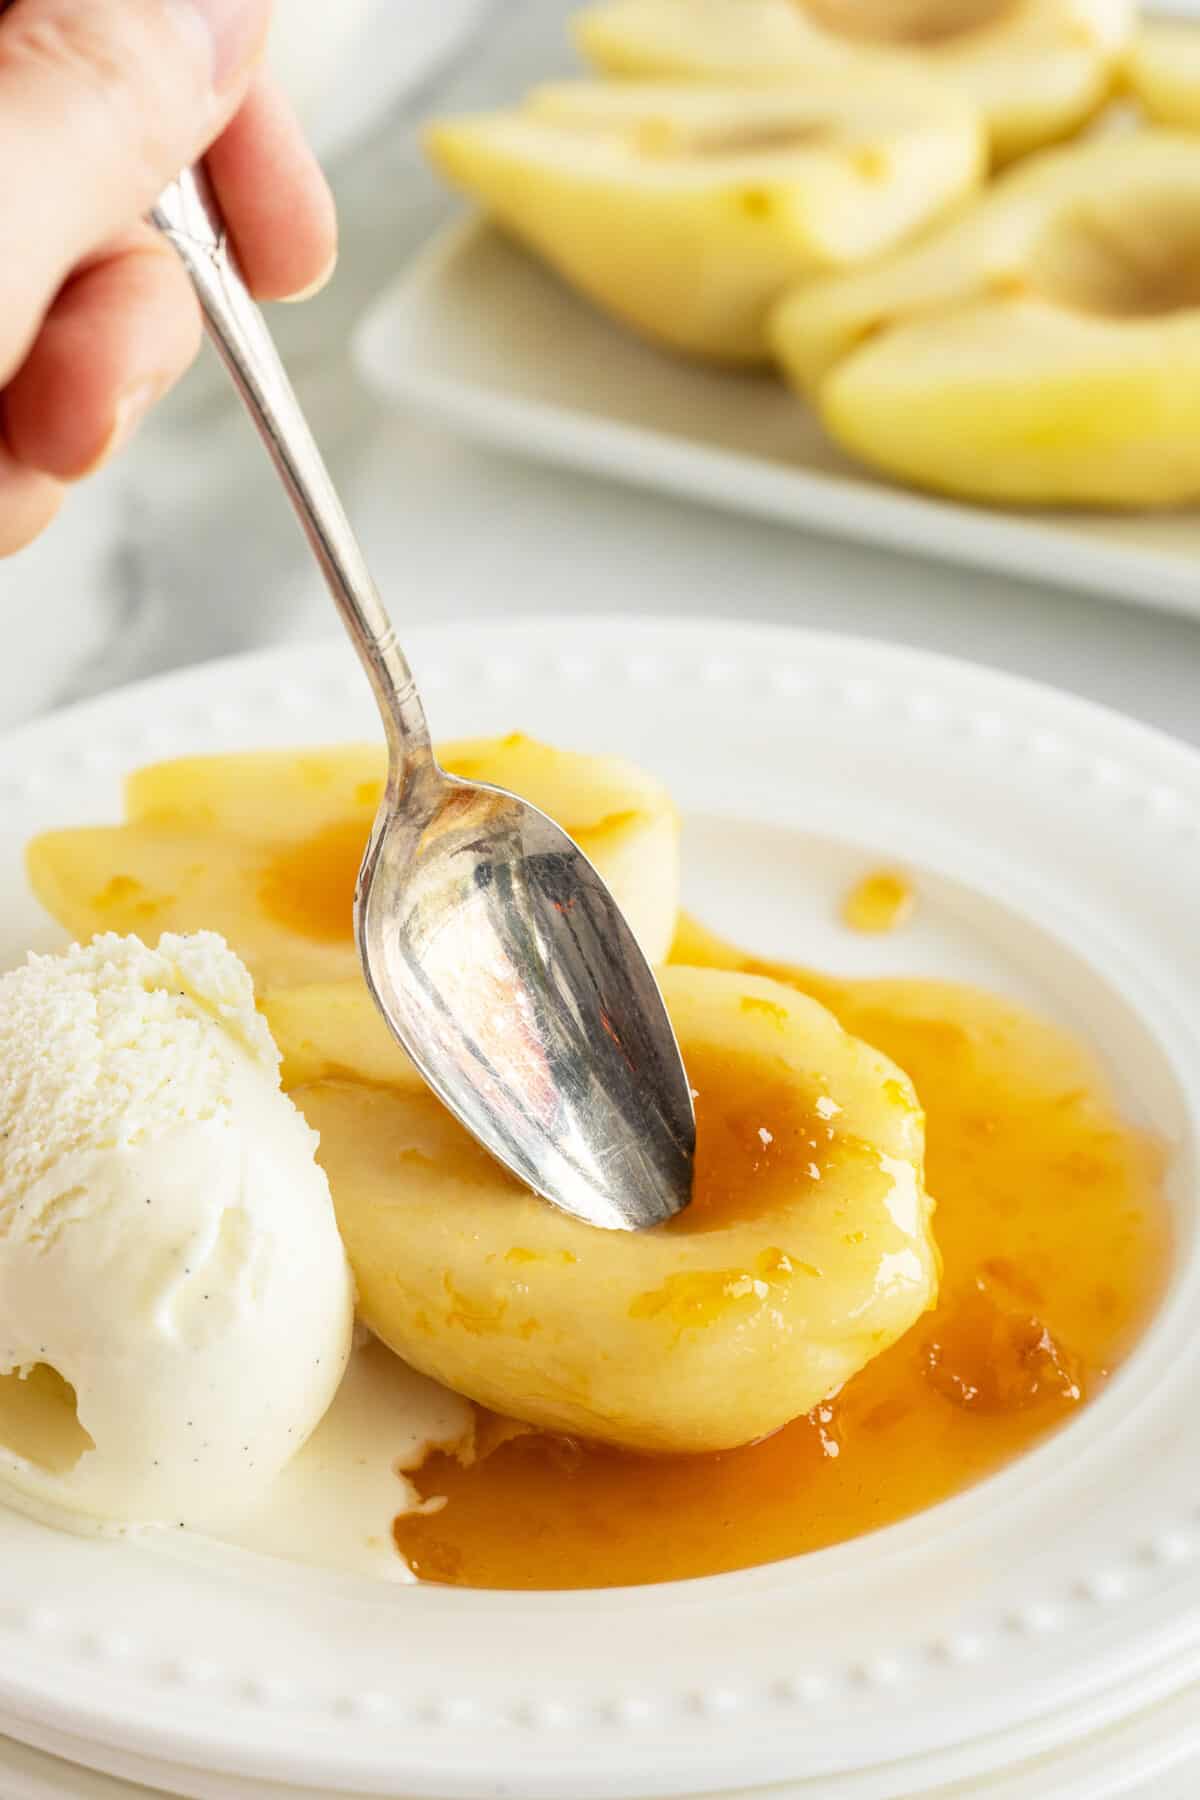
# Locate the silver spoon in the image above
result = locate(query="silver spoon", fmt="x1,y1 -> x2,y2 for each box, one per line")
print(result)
150,167 -> 695,1231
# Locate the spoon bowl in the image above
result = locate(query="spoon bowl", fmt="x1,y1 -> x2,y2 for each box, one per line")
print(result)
360,754 -> 695,1229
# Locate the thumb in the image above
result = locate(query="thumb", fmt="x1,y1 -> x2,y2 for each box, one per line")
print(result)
0,0 -> 272,383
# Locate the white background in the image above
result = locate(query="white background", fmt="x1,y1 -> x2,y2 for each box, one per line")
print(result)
0,0 -> 1198,748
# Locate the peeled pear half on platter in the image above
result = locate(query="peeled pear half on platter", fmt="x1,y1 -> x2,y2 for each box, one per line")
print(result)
575,0 -> 1132,164
771,130 -> 1200,509
427,77 -> 983,363
1127,19 -> 1200,132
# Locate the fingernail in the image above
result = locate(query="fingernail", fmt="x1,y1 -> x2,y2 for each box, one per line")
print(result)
172,0 -> 271,91
279,250 -> 339,305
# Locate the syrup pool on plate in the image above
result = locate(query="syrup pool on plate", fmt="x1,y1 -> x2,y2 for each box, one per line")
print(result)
43,766 -> 1171,1592
250,813 -> 1170,1590
391,916 -> 1171,1590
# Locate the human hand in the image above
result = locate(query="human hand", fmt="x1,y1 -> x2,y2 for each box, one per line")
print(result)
0,0 -> 337,555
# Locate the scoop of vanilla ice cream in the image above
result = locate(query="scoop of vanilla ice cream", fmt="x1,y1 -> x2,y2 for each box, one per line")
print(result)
0,932 -> 354,1528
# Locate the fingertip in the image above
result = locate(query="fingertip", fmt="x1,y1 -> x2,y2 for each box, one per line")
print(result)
277,247 -> 338,305
206,76 -> 338,301
0,448 -> 64,558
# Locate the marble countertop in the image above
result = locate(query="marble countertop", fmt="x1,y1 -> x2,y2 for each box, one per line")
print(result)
3,0 -> 1199,749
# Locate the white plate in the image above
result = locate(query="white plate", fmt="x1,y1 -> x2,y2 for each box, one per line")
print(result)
354,217 -> 1200,623
0,617 -> 1198,1800
3,1680 -> 1200,1800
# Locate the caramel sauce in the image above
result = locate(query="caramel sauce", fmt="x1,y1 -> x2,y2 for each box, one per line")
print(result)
393,916 -> 1170,1590
258,818 -> 370,945
256,795 -> 636,948
842,869 -> 915,934
664,1040 -> 846,1235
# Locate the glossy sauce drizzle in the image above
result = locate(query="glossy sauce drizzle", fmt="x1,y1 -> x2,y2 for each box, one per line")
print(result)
256,760 -> 636,949
842,869 -> 915,934
259,817 -> 375,943
392,916 -> 1171,1590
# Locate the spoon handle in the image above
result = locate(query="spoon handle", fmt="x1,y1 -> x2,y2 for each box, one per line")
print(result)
151,166 -> 430,761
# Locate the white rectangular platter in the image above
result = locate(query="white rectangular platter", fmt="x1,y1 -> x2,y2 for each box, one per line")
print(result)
354,214 -> 1200,624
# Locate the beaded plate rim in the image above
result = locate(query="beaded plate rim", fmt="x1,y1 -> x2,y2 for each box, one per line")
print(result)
0,616 -> 1195,1800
